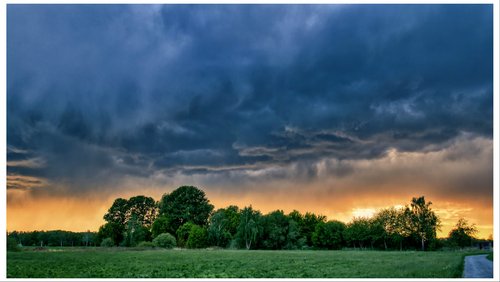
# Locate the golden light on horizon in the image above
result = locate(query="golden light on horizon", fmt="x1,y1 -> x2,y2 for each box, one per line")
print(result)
7,186 -> 493,240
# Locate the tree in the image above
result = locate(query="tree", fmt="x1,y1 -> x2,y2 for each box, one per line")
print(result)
101,195 -> 157,245
261,210 -> 289,249
97,222 -> 124,246
126,195 -> 158,228
236,206 -> 262,250
122,215 -> 148,247
187,225 -> 208,249
344,217 -> 370,249
301,212 -> 327,247
176,222 -> 195,248
151,215 -> 173,238
312,220 -> 345,250
448,218 -> 478,248
159,186 -> 214,233
221,205 -> 240,237
207,210 -> 232,248
100,238 -> 114,247
405,196 -> 440,251
373,207 -> 410,250
103,198 -> 129,226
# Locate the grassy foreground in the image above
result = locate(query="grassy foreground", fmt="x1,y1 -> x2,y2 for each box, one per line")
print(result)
7,248 -> 478,278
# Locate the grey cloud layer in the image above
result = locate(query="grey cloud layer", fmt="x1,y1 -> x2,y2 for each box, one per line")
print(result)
7,5 -> 493,195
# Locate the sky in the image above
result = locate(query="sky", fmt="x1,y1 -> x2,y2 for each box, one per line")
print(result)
6,4 -> 493,238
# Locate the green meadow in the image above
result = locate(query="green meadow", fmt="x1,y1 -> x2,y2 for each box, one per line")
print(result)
7,248 -> 488,278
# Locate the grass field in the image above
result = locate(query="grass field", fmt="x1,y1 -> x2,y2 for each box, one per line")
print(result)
7,248 -> 486,278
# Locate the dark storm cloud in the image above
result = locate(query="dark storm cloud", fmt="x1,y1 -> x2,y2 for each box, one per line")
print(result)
7,4 -> 493,194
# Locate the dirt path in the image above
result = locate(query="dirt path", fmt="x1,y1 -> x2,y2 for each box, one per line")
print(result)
463,254 -> 493,278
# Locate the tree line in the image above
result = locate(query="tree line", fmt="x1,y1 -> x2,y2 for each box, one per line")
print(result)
8,186 -> 485,251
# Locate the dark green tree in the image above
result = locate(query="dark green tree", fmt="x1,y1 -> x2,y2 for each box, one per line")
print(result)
448,218 -> 478,248
301,212 -> 327,247
207,210 -> 232,248
126,195 -> 158,228
312,220 -> 345,250
97,222 -> 124,246
176,222 -> 195,248
236,206 -> 262,250
101,195 -> 157,245
344,217 -> 371,249
405,196 -> 440,251
221,205 -> 240,236
159,186 -> 214,233
187,225 -> 208,249
151,215 -> 173,238
122,215 -> 148,247
103,198 -> 129,226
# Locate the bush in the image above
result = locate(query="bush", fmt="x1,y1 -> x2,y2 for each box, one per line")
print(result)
100,238 -> 114,247
137,241 -> 155,248
187,225 -> 208,249
7,237 -> 21,252
153,233 -> 176,249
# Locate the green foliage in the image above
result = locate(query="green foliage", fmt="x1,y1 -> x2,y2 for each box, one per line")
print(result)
101,196 -> 156,246
261,210 -> 304,250
235,206 -> 262,250
159,186 -> 214,233
296,211 -> 327,247
176,222 -> 195,248
207,210 -> 232,247
221,206 -> 241,236
312,220 -> 345,250
405,196 -> 440,251
9,230 -> 98,247
7,237 -> 21,252
153,233 -> 176,249
137,241 -> 155,248
126,196 -> 158,227
103,198 -> 129,226
122,215 -> 149,247
486,252 -> 493,261
344,217 -> 371,249
7,249 -> 473,278
100,238 -> 114,247
187,225 -> 208,249
151,215 -> 173,238
98,222 -> 124,246
448,218 -> 478,248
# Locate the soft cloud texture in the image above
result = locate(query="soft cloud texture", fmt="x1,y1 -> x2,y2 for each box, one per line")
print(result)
7,4 -> 493,235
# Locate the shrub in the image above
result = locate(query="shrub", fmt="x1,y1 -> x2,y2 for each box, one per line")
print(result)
100,237 -> 115,247
137,241 -> 155,248
187,225 -> 208,249
7,237 -> 21,252
153,233 -> 176,249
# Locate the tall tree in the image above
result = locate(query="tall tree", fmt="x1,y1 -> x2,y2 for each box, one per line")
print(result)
126,196 -> 158,227
207,210 -> 232,248
101,195 -> 157,245
405,196 -> 440,251
374,207 -> 410,250
312,220 -> 345,250
344,217 -> 371,249
448,218 -> 478,248
151,215 -> 173,238
301,212 -> 327,247
159,186 -> 214,233
103,198 -> 128,226
236,206 -> 262,250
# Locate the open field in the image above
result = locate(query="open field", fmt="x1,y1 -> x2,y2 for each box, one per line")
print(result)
7,248 -> 490,278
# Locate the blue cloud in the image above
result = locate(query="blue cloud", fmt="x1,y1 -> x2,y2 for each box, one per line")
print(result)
7,4 -> 493,193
